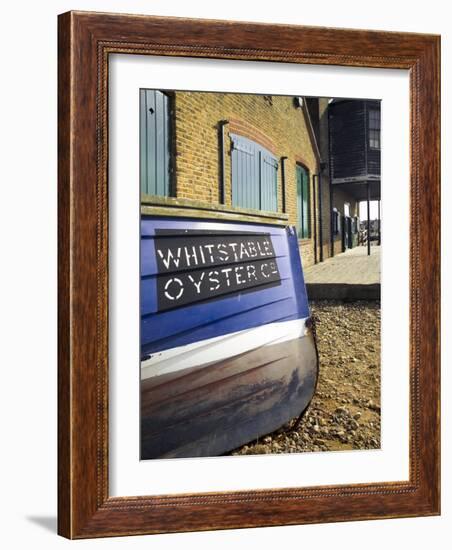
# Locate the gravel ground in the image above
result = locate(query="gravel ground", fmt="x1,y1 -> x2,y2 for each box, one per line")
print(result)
230,301 -> 381,455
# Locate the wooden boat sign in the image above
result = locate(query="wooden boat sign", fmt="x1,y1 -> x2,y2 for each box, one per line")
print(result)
140,215 -> 318,459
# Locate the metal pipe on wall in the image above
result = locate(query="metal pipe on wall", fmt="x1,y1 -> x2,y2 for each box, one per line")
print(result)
318,172 -> 324,262
218,120 -> 229,204
280,156 -> 288,214
378,199 -> 381,245
367,182 -> 371,256
312,175 -> 318,264
329,183 -> 334,258
327,105 -> 335,259
327,133 -> 335,258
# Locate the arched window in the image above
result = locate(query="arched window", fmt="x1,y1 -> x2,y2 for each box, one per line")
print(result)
296,164 -> 311,239
230,134 -> 278,212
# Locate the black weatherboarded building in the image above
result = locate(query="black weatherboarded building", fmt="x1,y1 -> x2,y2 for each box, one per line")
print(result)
328,99 -> 381,254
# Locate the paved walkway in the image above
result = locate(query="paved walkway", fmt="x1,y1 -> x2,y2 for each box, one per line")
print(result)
304,245 -> 380,300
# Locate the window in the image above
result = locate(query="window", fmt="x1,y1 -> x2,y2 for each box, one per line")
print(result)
344,202 -> 350,217
230,134 -> 278,212
296,165 -> 310,239
368,108 -> 381,149
140,89 -> 172,196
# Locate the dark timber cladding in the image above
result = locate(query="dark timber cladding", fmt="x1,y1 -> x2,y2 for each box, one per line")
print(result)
328,99 -> 381,200
328,99 -> 381,255
330,100 -> 367,180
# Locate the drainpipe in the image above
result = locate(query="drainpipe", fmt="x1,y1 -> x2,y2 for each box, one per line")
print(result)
218,120 -> 229,204
327,114 -> 335,258
378,199 -> 381,245
312,175 -> 318,264
367,182 -> 371,256
329,176 -> 334,257
280,156 -> 288,214
318,172 -> 324,262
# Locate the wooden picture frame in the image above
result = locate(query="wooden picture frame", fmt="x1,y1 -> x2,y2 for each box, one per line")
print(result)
58,10 -> 440,538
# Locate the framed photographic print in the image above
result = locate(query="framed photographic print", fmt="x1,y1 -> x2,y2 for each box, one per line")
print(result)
58,11 -> 440,538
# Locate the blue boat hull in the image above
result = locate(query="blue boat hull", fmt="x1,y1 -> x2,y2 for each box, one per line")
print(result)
140,216 -> 318,458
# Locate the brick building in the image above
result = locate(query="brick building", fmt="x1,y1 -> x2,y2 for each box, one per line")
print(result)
140,90 -> 380,268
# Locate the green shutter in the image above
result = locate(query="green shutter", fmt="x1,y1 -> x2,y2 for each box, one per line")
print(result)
296,166 -> 303,237
140,89 -> 172,197
302,169 -> 310,238
296,165 -> 310,239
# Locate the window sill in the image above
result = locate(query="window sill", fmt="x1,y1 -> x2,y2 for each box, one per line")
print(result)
140,194 -> 289,226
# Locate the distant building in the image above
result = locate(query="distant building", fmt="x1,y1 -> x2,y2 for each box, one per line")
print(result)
360,219 -> 381,242
328,99 -> 381,254
140,91 -> 381,267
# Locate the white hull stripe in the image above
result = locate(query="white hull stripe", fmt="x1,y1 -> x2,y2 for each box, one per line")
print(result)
141,318 -> 309,380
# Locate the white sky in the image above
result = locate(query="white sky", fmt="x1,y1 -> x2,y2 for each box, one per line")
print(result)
359,200 -> 380,221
